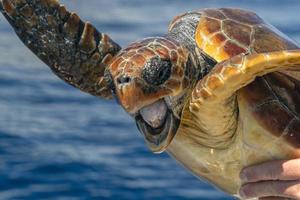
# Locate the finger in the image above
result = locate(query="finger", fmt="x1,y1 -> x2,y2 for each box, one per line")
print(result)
259,197 -> 293,200
240,159 -> 300,183
240,180 -> 300,199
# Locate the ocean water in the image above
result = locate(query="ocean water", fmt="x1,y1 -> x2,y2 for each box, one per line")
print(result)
0,0 -> 299,199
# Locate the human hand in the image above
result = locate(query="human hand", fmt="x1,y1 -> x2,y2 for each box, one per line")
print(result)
239,159 -> 300,200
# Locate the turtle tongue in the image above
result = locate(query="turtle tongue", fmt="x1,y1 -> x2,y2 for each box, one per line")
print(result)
140,100 -> 168,129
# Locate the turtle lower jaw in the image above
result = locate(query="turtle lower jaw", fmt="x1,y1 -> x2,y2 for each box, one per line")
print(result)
135,104 -> 180,153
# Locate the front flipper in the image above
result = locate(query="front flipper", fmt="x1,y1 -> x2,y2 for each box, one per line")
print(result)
0,0 -> 121,98
190,50 -> 300,140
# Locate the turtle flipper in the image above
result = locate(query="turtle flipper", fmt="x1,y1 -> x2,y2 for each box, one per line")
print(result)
0,0 -> 121,98
190,50 -> 300,138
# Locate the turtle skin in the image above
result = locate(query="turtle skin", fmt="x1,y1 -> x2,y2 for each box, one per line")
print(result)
1,1 -> 300,198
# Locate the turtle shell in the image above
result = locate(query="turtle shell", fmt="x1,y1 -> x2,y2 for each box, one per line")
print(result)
195,8 -> 300,147
195,8 -> 299,62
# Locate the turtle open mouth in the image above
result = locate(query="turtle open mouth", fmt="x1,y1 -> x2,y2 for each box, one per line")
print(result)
135,99 -> 180,153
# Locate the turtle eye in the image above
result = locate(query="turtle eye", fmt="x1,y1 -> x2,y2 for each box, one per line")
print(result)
142,57 -> 172,86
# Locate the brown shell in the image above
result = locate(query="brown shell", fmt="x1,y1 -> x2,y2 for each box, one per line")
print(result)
194,8 -> 300,147
195,8 -> 299,62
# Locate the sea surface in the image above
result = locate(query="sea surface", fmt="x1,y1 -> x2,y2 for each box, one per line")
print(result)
0,0 -> 299,199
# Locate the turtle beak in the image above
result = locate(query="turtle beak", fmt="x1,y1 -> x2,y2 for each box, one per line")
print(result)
135,99 -> 180,153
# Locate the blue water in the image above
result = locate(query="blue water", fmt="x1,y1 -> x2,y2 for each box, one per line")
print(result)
0,0 -> 299,199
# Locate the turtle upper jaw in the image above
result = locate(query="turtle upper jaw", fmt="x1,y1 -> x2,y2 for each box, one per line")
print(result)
135,99 -> 180,153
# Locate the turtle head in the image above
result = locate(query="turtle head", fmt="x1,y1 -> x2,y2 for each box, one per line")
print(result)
106,37 -> 194,153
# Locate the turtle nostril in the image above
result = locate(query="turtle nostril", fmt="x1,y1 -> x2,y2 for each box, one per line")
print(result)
117,75 -> 132,85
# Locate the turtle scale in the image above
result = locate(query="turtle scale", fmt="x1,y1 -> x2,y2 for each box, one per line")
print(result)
222,20 -> 251,46
220,8 -> 264,25
242,73 -> 300,147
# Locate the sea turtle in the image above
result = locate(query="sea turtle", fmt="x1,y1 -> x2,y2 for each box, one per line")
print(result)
1,0 -> 300,198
